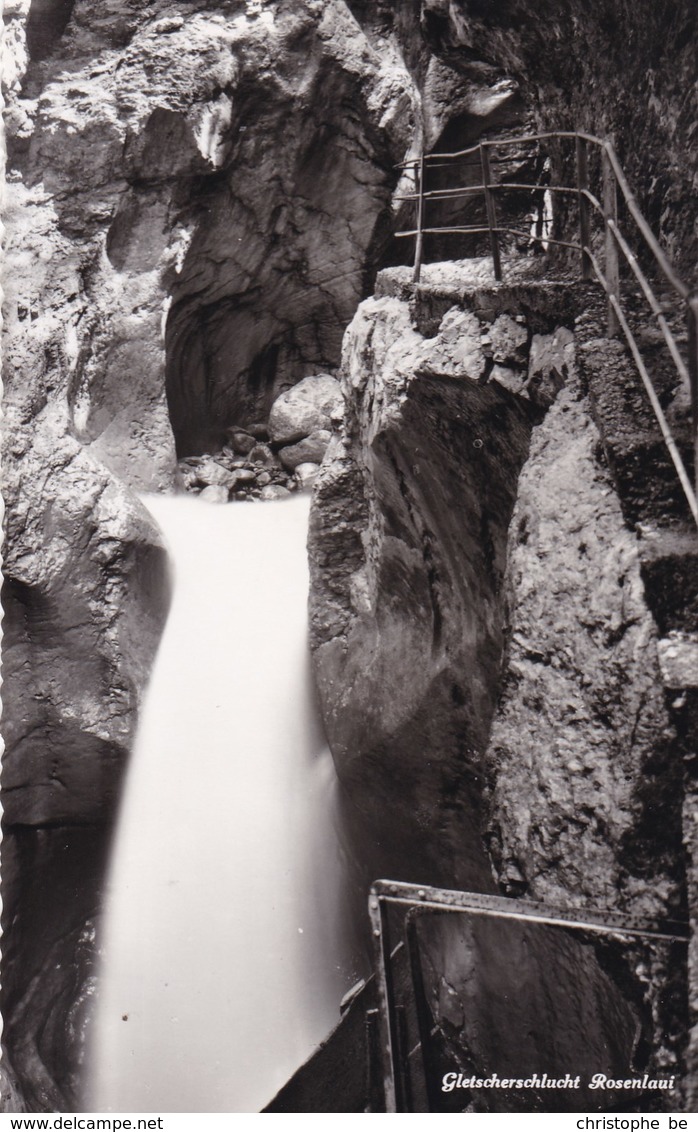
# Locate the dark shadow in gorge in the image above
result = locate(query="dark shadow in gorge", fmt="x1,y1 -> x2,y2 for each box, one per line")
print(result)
0,531 -> 172,1112
163,64 -> 403,458
25,0 -> 76,61
1,826 -> 112,1113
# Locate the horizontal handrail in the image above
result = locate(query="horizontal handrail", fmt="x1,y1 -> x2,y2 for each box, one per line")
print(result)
602,143 -> 690,301
395,129 -> 603,167
397,133 -> 688,302
394,130 -> 698,528
369,879 -> 688,1113
587,250 -> 698,527
395,182 -> 576,204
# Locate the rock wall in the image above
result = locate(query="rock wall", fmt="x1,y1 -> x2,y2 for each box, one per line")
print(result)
2,0 -> 695,1112
1,343 -> 170,1107
1,0 -> 533,1106
482,370 -> 686,1090
486,380 -> 681,916
308,263 -> 579,886
420,0 -> 698,281
309,263 -> 686,1101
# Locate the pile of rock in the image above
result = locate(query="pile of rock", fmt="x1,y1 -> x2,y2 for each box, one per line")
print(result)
176,374 -> 343,503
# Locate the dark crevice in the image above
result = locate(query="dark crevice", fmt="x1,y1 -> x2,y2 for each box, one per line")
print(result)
25,0 -> 76,61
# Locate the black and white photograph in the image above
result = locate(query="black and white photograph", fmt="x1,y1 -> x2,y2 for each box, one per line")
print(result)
1,0 -> 697,1117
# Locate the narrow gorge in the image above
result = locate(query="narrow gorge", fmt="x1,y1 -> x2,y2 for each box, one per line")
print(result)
2,0 -> 697,1115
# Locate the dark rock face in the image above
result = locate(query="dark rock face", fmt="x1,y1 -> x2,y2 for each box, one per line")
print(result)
420,0 -> 698,281
417,915 -> 643,1112
309,264 -> 686,1099
1,828 -> 112,1112
308,267 -> 577,888
2,446 -> 169,826
0,429 -> 170,1107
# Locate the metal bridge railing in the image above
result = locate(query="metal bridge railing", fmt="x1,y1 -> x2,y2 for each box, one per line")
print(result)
368,879 -> 689,1113
394,132 -> 698,529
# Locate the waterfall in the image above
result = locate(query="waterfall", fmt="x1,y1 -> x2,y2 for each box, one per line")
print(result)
86,493 -> 362,1113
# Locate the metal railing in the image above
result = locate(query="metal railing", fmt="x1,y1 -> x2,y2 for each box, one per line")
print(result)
368,879 -> 689,1113
395,132 -> 698,528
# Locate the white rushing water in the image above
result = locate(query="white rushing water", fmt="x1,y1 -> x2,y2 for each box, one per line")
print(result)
87,493 -> 361,1113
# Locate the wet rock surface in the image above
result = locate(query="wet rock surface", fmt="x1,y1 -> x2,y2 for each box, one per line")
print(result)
2,436 -> 170,828
417,915 -> 643,1113
1,828 -> 111,1113
308,263 -> 688,1102
308,268 -> 586,888
0,426 -> 170,1108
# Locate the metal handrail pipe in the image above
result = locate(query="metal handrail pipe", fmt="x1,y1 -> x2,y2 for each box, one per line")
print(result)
412,129 -> 605,163
602,142 -> 690,300
496,226 -> 585,253
392,128 -> 696,526
398,133 -> 689,298
394,130 -> 582,168
491,182 -> 580,196
579,180 -> 688,305
581,186 -> 604,215
396,157 -> 516,171
605,220 -> 692,387
393,185 -> 488,203
587,250 -> 698,526
395,224 -> 585,254
395,183 -> 582,205
395,225 -> 493,238
370,881 -> 689,946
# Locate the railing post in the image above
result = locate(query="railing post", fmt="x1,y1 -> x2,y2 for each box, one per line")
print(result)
687,295 -> 698,502
413,153 -> 425,284
601,144 -> 620,337
575,135 -> 592,281
369,891 -> 400,1112
479,141 -> 502,282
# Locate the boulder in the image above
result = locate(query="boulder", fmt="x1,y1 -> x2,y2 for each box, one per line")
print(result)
175,463 -> 199,491
260,484 -> 292,501
199,484 -> 229,504
294,462 -> 320,490
248,443 -> 278,468
229,468 -> 257,491
278,429 -> 331,470
487,313 -> 529,366
268,376 -> 343,445
227,430 -> 257,455
194,458 -> 234,488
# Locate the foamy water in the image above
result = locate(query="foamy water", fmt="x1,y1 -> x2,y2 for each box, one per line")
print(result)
86,493 -> 360,1112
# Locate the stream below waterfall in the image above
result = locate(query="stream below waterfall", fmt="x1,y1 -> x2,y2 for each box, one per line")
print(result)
86,492 -> 364,1113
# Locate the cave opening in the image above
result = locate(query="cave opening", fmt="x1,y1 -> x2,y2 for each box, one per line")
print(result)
160,58 -> 402,459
